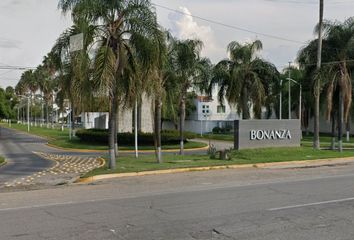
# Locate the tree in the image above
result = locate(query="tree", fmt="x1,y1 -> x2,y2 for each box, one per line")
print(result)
58,0 -> 160,169
298,17 -> 354,152
210,40 -> 279,120
169,38 -> 211,155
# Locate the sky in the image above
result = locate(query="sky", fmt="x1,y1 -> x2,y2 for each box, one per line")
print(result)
1,0 -> 354,87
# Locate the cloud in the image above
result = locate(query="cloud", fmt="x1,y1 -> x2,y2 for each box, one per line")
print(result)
168,7 -> 224,63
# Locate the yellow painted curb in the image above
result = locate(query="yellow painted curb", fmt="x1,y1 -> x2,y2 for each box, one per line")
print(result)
77,156 -> 354,184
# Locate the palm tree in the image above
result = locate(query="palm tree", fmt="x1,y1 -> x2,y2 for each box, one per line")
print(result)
58,0 -> 160,169
169,38 -> 211,155
299,17 -> 354,152
210,40 -> 279,120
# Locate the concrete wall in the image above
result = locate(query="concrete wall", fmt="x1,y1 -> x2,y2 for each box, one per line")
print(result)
140,93 -> 154,133
234,120 -> 301,150
117,108 -> 133,133
81,112 -> 109,129
163,120 -> 234,134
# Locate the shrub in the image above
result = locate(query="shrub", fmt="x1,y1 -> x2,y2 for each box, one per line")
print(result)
75,129 -> 197,145
212,127 -> 221,134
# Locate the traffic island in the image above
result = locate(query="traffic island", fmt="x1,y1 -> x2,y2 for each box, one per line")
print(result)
80,147 -> 354,181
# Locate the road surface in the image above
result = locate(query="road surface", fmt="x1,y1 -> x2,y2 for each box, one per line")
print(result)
0,127 -> 102,186
2,159 -> 354,239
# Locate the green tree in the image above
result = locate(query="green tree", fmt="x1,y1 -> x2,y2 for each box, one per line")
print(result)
210,40 -> 279,120
58,0 -> 160,169
298,17 -> 354,151
169,38 -> 211,155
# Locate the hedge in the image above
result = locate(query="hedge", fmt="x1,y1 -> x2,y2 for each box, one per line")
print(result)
76,129 -> 198,145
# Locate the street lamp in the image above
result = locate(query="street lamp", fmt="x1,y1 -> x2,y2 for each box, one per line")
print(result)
288,62 -> 292,119
287,78 -> 302,137
279,79 -> 283,120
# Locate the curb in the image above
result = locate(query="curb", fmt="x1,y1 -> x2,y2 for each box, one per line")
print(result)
3,125 -> 209,154
0,125 -> 54,141
77,156 -> 354,184
46,143 -> 209,154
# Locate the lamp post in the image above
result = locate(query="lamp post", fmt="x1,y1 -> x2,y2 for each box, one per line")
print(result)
279,79 -> 283,120
287,78 -> 302,137
288,62 -> 292,119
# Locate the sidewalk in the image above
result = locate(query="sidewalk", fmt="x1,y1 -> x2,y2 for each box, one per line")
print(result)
193,138 -> 233,150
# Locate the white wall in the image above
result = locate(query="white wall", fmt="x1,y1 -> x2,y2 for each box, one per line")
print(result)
163,120 -> 234,134
81,112 -> 109,129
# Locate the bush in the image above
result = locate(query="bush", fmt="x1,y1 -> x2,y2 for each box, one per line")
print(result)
212,127 -> 221,134
212,126 -> 233,134
76,129 -> 197,145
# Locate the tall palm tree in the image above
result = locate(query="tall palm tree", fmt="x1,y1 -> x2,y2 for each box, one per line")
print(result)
299,17 -> 354,152
210,40 -> 279,120
169,38 -> 211,155
58,0 -> 159,169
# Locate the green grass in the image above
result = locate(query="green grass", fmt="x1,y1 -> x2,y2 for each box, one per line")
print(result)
0,156 -> 5,165
84,146 -> 354,177
2,123 -> 207,151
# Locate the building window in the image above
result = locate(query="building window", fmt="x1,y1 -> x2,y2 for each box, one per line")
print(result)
217,105 -> 226,113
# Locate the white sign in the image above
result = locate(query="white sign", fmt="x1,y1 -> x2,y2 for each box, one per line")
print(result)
250,129 -> 292,141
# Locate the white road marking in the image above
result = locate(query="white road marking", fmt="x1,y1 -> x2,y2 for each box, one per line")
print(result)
268,197 -> 354,211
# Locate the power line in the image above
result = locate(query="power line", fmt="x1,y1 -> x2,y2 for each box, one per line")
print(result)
0,66 -> 35,70
152,3 -> 306,45
264,0 -> 354,5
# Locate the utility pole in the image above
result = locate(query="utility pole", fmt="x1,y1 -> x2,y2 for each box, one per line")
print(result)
314,0 -> 324,149
280,80 -> 282,120
288,62 -> 291,119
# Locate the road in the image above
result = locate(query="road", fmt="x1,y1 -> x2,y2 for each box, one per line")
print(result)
0,127 -> 56,183
0,127 -> 102,186
2,159 -> 354,239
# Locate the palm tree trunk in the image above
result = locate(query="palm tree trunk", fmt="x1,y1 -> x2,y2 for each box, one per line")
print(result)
242,88 -> 250,119
346,115 -> 350,142
46,103 -> 49,128
338,90 -> 344,152
71,102 -> 75,137
109,87 -> 118,170
155,96 -> 162,163
134,100 -> 139,159
314,0 -> 324,150
331,111 -> 336,150
179,95 -> 186,155
114,107 -> 119,158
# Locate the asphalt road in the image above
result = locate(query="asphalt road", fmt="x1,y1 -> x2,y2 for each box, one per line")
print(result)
0,127 -> 57,183
2,160 -> 354,239
0,127 -> 101,184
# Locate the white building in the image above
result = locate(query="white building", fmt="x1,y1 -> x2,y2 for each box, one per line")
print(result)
80,94 -> 154,133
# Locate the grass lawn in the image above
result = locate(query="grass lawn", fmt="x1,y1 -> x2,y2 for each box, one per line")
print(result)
2,123 -> 207,151
0,156 -> 5,165
84,146 -> 354,177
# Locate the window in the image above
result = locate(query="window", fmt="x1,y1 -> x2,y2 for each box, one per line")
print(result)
217,105 -> 226,113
